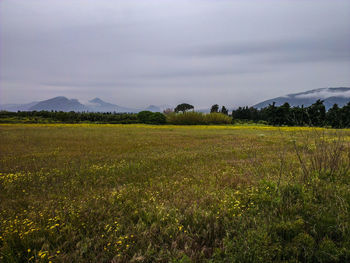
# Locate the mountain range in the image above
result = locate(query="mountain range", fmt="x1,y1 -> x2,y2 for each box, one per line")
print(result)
253,87 -> 350,110
0,96 -> 168,113
1,87 -> 349,112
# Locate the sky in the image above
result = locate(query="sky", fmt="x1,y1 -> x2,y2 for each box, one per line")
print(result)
1,0 -> 350,108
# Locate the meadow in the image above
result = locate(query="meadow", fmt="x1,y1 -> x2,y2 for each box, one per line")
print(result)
0,124 -> 350,262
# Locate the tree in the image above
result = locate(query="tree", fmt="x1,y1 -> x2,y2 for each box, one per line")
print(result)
265,102 -> 278,125
210,104 -> 219,113
248,107 -> 259,122
339,102 -> 350,128
326,104 -> 341,128
137,111 -> 166,124
174,103 -> 194,113
232,106 -> 251,120
137,111 -> 153,123
221,106 -> 228,115
275,102 -> 291,125
307,100 -> 326,127
148,112 -> 166,124
290,105 -> 308,126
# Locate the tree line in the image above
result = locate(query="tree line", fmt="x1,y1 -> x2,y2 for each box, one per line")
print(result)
0,111 -> 139,124
231,100 -> 350,128
1,100 -> 350,127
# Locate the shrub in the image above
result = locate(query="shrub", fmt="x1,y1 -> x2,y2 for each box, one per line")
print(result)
147,112 -> 166,124
137,111 -> 166,124
204,112 -> 231,124
166,112 -> 231,125
292,131 -> 350,182
166,112 -> 206,125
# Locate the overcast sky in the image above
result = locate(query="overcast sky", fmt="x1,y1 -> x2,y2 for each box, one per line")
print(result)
1,0 -> 350,108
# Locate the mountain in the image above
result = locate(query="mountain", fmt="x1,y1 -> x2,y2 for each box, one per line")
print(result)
87,98 -> 138,113
29,96 -> 87,111
1,97 -> 139,112
253,87 -> 350,110
0,101 -> 38,111
145,105 -> 161,112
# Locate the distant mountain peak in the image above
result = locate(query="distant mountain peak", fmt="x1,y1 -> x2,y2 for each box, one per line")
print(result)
145,105 -> 161,112
253,87 -> 350,110
48,96 -> 69,101
28,96 -> 87,111
89,97 -> 105,104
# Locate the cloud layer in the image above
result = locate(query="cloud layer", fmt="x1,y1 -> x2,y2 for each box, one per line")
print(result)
1,0 -> 350,108
295,89 -> 350,99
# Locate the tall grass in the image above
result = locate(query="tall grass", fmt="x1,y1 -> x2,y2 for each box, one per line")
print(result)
166,112 -> 231,125
0,124 -> 349,262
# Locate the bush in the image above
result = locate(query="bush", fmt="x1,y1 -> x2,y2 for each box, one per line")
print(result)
204,112 -> 232,124
137,111 -> 166,124
166,112 -> 206,125
147,112 -> 166,124
166,112 -> 231,125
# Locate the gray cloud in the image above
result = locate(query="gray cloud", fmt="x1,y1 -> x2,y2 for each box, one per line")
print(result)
295,89 -> 350,99
181,36 -> 350,62
1,0 -> 350,108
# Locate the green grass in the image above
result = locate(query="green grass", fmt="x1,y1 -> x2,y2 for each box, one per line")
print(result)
0,124 -> 349,262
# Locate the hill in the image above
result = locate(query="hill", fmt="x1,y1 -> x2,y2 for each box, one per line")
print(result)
145,105 -> 161,112
253,87 -> 350,109
0,101 -> 38,111
87,98 -> 138,113
1,97 -> 171,113
29,96 -> 87,111
1,97 -> 139,113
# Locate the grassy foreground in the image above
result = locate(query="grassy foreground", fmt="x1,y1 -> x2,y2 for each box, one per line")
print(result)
0,124 -> 350,262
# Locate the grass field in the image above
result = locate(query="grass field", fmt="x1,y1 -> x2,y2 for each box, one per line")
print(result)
1,124 -> 350,262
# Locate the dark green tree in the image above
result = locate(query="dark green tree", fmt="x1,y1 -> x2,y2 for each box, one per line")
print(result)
275,102 -> 291,125
137,111 -> 166,124
339,102 -> 350,128
210,104 -> 219,113
232,106 -> 251,120
147,112 -> 166,124
326,104 -> 341,128
265,102 -> 278,125
248,107 -> 259,122
307,100 -> 326,126
137,111 -> 153,123
290,105 -> 308,126
221,106 -> 228,115
174,103 -> 194,113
